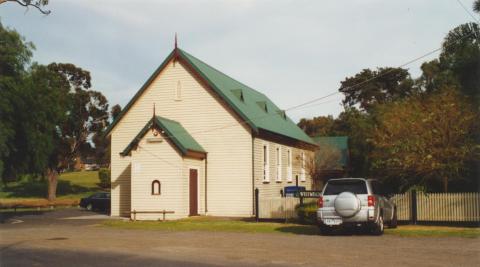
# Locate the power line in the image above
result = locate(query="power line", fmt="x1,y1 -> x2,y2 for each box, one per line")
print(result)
120,19 -> 477,144
455,0 -> 480,23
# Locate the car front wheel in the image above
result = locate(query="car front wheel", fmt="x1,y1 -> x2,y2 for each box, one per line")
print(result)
86,203 -> 93,211
389,208 -> 398,229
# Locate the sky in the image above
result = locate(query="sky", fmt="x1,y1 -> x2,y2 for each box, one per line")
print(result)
0,0 -> 477,122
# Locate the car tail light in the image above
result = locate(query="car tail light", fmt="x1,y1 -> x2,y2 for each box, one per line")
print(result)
368,195 -> 376,207
317,196 -> 323,208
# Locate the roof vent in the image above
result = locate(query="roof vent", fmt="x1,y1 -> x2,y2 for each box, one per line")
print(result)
231,89 -> 244,102
256,101 -> 268,113
277,110 -> 287,120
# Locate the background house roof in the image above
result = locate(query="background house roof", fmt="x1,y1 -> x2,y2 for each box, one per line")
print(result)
120,116 -> 206,157
312,136 -> 349,167
106,48 -> 315,146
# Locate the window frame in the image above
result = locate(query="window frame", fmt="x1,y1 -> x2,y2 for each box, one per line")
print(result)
286,148 -> 292,182
275,146 -> 282,182
263,143 -> 270,183
151,180 -> 161,195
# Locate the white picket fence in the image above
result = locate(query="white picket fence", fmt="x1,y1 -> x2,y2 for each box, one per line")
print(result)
390,192 -> 412,221
391,192 -> 480,222
259,192 -> 480,222
258,197 -> 300,219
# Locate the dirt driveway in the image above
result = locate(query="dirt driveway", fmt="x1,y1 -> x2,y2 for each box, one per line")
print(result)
1,209 -> 479,267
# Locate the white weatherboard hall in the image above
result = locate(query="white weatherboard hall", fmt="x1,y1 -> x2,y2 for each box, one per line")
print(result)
106,45 -> 317,220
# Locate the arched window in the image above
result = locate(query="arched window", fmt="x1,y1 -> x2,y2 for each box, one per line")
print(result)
175,81 -> 182,100
152,180 -> 161,195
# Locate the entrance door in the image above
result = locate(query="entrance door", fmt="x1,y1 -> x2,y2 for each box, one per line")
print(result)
189,169 -> 198,216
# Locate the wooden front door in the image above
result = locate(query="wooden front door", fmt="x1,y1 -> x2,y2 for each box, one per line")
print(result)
189,169 -> 198,216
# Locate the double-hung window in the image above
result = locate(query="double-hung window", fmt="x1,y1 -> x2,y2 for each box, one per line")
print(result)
287,149 -> 292,182
276,146 -> 282,182
263,144 -> 270,182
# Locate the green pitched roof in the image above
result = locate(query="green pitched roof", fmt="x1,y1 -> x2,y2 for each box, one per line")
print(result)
178,49 -> 315,145
106,48 -> 315,146
312,136 -> 349,166
121,116 -> 206,157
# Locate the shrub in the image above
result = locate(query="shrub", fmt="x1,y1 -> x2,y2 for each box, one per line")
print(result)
98,168 -> 111,189
295,201 -> 318,225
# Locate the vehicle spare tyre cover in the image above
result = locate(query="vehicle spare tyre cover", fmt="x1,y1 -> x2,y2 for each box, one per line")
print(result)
334,192 -> 361,217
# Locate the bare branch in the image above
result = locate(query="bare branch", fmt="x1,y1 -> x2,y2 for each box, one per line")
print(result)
0,0 -> 51,15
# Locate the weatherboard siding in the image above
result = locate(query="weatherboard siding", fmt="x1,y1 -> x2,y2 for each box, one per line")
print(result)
253,137 -> 313,199
110,60 -> 252,217
130,131 -> 187,220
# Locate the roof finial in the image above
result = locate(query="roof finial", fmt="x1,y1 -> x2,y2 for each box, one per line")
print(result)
174,32 -> 178,49
153,103 -> 156,118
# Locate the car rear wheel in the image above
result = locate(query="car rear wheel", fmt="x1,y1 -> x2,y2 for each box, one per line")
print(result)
372,214 -> 384,235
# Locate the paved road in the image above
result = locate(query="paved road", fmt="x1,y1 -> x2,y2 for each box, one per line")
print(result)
1,209 -> 479,267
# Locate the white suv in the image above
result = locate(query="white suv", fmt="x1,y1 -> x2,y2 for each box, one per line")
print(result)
317,178 -> 397,235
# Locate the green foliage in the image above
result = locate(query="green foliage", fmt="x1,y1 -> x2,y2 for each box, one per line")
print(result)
0,23 -> 116,202
298,108 -> 374,178
0,23 -> 69,183
0,22 -> 33,181
98,168 -> 110,188
371,89 -> 478,192
0,171 -> 100,200
0,22 -> 33,77
339,67 -> 416,111
298,115 -> 336,136
300,18 -> 480,193
440,23 -> 480,104
295,202 -> 318,224
48,63 -> 110,170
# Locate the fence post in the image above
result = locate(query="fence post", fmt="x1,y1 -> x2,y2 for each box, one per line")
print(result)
255,188 -> 259,222
411,190 -> 417,225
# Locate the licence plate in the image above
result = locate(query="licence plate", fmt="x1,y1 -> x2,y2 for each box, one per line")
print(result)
323,218 -> 342,225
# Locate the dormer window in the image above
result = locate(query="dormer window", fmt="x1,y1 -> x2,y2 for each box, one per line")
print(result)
231,89 -> 244,102
277,110 -> 287,120
257,101 -> 268,113
175,81 -> 182,100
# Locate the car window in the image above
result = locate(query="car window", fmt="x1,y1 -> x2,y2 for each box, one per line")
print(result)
92,193 -> 102,198
324,180 -> 368,195
105,193 -> 110,198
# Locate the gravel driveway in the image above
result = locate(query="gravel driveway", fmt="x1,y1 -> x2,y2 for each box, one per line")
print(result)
1,209 -> 479,267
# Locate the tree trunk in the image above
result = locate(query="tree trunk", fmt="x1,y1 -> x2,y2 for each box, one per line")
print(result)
47,168 -> 58,202
443,176 -> 448,193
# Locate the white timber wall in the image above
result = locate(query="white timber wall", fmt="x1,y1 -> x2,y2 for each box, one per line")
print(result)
253,137 -> 313,199
130,131 -> 187,220
110,60 -> 252,217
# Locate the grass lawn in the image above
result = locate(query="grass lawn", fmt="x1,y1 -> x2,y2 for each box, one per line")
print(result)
385,225 -> 480,238
103,217 -> 320,235
0,171 -> 104,207
102,217 -> 480,238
